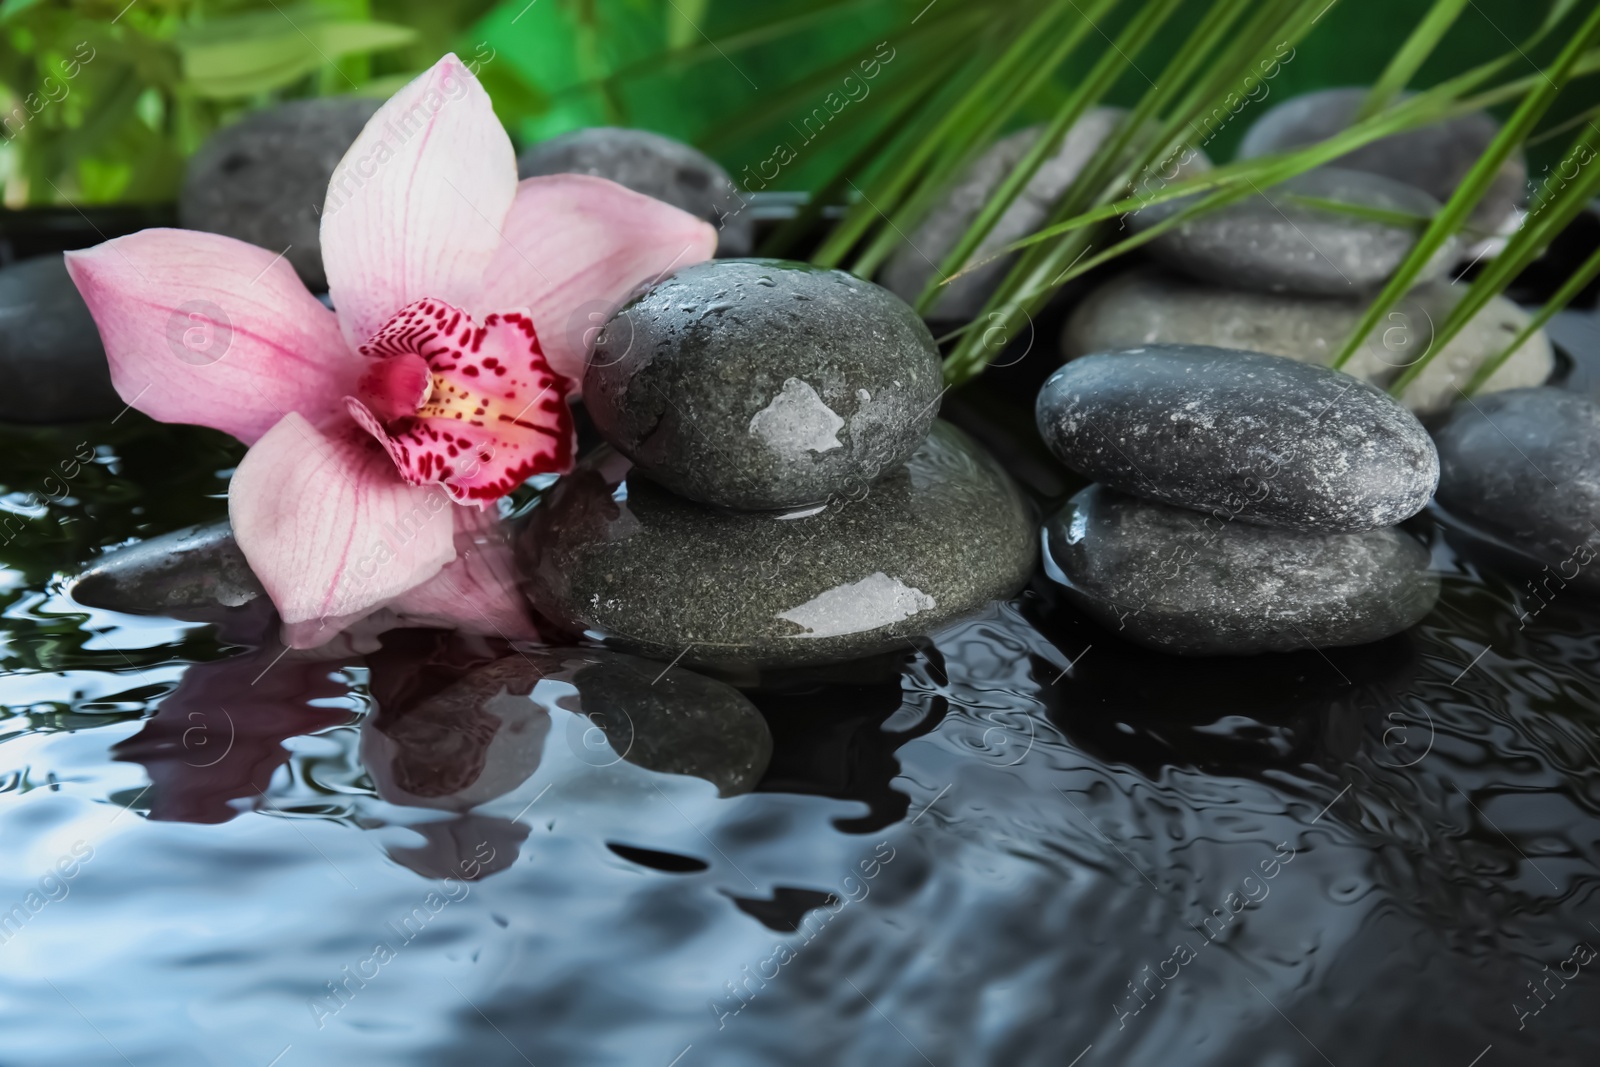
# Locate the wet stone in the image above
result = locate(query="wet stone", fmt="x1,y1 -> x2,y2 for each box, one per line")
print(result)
1130,167 -> 1457,296
880,113 -> 1210,321
0,256 -> 120,422
180,98 -> 382,291
584,258 -> 943,510
364,649 -> 773,802
517,420 -> 1036,670
519,126 -> 754,256
1433,388 -> 1600,593
1061,268 -> 1553,415
1238,87 -> 1524,235
71,521 -> 264,613
1035,344 -> 1438,532
1045,485 -> 1440,655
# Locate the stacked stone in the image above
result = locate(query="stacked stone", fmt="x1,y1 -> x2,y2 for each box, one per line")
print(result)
1034,344 -> 1441,656
1063,93 -> 1550,417
518,258 -> 1036,672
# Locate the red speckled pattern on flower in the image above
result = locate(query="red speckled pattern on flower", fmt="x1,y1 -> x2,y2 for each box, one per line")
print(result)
347,297 -> 575,505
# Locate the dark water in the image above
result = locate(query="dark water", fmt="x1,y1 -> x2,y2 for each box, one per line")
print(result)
3,323 -> 1600,1067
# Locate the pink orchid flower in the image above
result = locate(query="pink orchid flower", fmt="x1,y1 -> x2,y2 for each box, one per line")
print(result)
65,54 -> 717,649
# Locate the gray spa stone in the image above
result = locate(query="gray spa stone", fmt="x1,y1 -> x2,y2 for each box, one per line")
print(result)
1035,345 -> 1438,531
880,113 -> 1211,320
365,650 -> 772,802
519,127 -> 754,256
1130,167 -> 1456,296
181,98 -> 381,290
1045,485 -> 1440,655
584,258 -> 943,510
72,521 -> 264,613
517,420 -> 1036,670
1238,87 -> 1524,235
1061,268 -> 1553,414
1433,388 -> 1600,592
0,256 -> 120,422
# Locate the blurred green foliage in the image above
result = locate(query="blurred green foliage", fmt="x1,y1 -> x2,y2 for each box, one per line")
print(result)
0,0 -> 1593,207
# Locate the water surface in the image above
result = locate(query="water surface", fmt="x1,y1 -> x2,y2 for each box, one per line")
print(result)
1,315 -> 1598,1067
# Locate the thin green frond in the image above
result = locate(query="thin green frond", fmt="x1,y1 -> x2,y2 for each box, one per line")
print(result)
1463,242 -> 1600,395
1355,0 -> 1470,120
1334,3 -> 1600,377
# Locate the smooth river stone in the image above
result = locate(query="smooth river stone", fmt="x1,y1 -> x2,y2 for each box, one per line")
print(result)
1238,87 -> 1524,235
180,98 -> 381,290
517,420 -> 1036,670
584,258 -> 943,510
1130,167 -> 1457,296
1433,388 -> 1600,592
0,256 -> 120,422
71,521 -> 264,613
1045,485 -> 1440,655
1035,345 -> 1438,531
1061,268 -> 1553,414
364,650 -> 773,804
880,113 -> 1211,320
518,127 -> 754,257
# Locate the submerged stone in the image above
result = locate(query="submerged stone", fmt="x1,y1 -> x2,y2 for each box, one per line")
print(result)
1130,167 -> 1456,296
0,256 -> 120,423
880,113 -> 1211,320
1036,345 -> 1438,532
1432,388 -> 1600,593
1238,87 -> 1524,235
517,420 -> 1035,669
584,258 -> 943,510
519,127 -> 754,256
1061,268 -> 1553,414
180,98 -> 382,290
1045,485 -> 1439,655
364,649 -> 773,803
71,521 -> 264,613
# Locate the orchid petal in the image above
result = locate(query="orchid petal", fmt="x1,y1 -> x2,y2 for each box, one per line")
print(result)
381,506 -> 540,640
474,175 -> 719,382
347,298 -> 574,504
64,230 -> 355,445
229,413 -> 456,648
321,53 -> 517,351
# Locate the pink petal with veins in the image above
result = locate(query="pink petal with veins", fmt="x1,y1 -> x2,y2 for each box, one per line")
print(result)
64,230 -> 355,445
347,298 -> 574,504
321,53 -> 517,351
473,174 -> 719,382
229,412 -> 457,649
381,505 -> 540,640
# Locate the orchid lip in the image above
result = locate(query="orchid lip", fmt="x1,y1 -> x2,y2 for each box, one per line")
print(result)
347,296 -> 576,504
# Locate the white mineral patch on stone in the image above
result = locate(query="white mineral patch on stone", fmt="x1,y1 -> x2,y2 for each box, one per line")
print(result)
777,572 -> 936,639
748,377 -> 843,454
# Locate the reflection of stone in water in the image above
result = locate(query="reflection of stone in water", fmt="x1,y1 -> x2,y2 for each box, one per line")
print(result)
364,647 -> 773,810
1025,580 -> 1419,780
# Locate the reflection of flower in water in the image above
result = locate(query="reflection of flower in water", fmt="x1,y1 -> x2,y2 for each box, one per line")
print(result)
112,602 -> 357,824
383,702 -> 502,798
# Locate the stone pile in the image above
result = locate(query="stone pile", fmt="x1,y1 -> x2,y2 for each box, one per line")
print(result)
520,258 -> 1036,671
1061,93 -> 1548,416
1035,344 -> 1441,655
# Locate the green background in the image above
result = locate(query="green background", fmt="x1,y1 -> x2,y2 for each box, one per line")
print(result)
0,0 -> 1593,205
